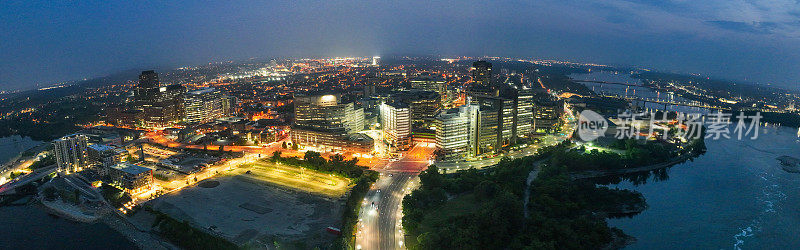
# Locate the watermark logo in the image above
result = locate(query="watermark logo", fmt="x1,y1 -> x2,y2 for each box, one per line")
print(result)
578,110 -> 608,141
580,109 -> 762,141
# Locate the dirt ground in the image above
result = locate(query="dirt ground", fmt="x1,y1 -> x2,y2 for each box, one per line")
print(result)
147,172 -> 344,248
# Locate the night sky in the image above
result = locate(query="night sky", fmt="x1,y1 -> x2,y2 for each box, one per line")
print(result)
2,0 -> 800,91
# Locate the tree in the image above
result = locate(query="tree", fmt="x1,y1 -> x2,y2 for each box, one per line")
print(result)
304,151 -> 325,166
272,151 -> 282,160
292,142 -> 299,151
43,186 -> 58,200
282,141 -> 288,149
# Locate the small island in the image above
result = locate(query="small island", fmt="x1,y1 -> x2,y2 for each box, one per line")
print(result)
777,155 -> 800,173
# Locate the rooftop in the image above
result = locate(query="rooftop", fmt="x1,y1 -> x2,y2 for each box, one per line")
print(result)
110,163 -> 152,176
87,144 -> 116,152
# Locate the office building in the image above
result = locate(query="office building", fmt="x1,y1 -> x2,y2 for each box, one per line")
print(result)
222,95 -> 238,116
533,93 -> 564,133
472,61 -> 492,88
514,87 -> 535,138
183,88 -> 225,124
53,134 -> 89,173
475,106 -> 500,155
410,76 -> 447,102
380,102 -> 412,150
133,71 -> 186,127
107,163 -> 153,195
469,93 -> 515,153
392,90 -> 441,123
292,129 -> 374,153
294,94 -> 364,134
435,105 -> 479,161
87,144 -> 126,167
292,94 -> 368,152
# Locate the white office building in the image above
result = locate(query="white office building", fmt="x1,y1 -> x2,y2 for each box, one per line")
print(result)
380,102 -> 412,150
435,105 -> 479,161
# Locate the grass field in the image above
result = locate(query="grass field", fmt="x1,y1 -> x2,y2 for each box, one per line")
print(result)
231,161 -> 353,198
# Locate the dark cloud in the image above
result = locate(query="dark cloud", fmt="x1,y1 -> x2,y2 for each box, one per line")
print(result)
1,0 -> 800,91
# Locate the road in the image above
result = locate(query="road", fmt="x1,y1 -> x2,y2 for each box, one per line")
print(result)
0,166 -> 56,195
146,132 -> 388,168
355,143 -> 434,250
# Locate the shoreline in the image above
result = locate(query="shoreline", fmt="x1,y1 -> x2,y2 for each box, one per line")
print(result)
570,149 -> 703,180
38,197 -> 103,223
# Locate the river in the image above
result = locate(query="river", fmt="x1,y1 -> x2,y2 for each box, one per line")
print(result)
573,71 -> 800,249
608,125 -> 800,249
570,71 -> 709,114
0,136 -> 136,249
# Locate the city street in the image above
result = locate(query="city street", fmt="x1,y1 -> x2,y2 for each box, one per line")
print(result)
356,143 -> 433,250
146,132 -> 388,168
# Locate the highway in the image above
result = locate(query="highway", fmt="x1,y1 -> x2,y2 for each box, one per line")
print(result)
0,166 -> 56,195
355,144 -> 434,250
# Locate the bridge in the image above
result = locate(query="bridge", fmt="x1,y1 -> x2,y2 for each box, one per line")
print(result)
611,95 -> 730,110
0,166 -> 57,195
573,79 -> 641,87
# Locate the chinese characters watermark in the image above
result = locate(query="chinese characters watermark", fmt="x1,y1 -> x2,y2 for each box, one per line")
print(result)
577,110 -> 762,142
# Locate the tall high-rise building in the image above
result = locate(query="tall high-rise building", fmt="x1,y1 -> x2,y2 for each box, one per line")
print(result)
380,102 -> 412,150
53,134 -> 89,174
514,87 -> 535,138
364,84 -> 377,97
183,88 -> 225,124
222,95 -> 238,116
469,93 -> 514,153
435,105 -> 479,161
389,90 -> 441,123
138,70 -> 159,89
132,71 -> 186,127
472,61 -> 492,87
475,106 -> 499,155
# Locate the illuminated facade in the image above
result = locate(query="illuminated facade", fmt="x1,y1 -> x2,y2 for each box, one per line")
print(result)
380,102 -> 412,150
107,163 -> 153,195
533,93 -> 564,133
515,88 -> 535,138
435,105 -> 478,161
410,76 -> 447,102
134,71 -> 186,127
87,144 -> 126,167
472,61 -> 492,88
53,134 -> 89,174
292,94 -> 367,151
183,88 -> 225,124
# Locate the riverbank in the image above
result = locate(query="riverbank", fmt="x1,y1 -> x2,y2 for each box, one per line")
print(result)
39,192 -> 176,250
570,150 -> 701,180
39,198 -> 104,223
